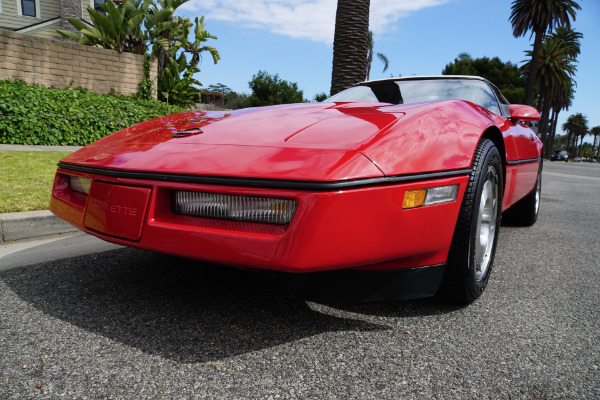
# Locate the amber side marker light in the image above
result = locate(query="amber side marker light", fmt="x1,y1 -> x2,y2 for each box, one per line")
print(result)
403,184 -> 459,209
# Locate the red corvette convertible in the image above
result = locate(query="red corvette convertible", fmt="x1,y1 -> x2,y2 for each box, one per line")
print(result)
50,76 -> 542,304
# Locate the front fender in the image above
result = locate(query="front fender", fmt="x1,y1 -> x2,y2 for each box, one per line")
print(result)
360,100 -> 499,176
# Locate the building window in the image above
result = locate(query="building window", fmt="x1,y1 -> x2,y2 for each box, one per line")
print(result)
94,0 -> 105,11
21,0 -> 36,16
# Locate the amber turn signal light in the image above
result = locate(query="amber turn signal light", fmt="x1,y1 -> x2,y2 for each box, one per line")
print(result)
402,189 -> 427,209
403,185 -> 459,209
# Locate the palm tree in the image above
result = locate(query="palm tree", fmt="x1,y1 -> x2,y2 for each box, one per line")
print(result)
562,116 -> 575,156
179,16 -> 220,69
562,113 -> 588,158
547,83 -> 574,155
146,0 -> 189,76
552,25 -> 583,58
543,28 -> 581,157
590,126 -> 600,159
144,0 -> 220,104
509,0 -> 581,106
330,0 -> 370,95
577,130 -> 588,157
522,35 -> 576,157
366,31 -> 389,81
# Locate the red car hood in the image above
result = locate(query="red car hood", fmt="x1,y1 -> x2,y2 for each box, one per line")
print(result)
60,100 -> 490,181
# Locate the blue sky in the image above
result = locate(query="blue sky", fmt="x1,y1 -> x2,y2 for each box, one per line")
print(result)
179,0 -> 600,139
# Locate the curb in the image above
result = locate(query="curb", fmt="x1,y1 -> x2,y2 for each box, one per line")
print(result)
1,144 -> 82,242
0,210 -> 76,242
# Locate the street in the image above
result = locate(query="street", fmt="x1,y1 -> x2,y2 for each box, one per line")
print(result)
1,162 -> 599,399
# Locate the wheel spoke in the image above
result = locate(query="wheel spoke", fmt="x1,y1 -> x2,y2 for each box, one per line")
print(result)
474,167 -> 498,281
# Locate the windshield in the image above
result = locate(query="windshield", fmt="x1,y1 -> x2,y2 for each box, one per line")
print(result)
326,78 -> 502,115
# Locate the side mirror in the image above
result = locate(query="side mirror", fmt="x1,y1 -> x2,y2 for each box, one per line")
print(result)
509,104 -> 540,122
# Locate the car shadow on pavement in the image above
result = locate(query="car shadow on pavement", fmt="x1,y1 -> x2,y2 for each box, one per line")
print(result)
318,297 -> 464,320
1,248 -> 391,363
0,248 -> 462,364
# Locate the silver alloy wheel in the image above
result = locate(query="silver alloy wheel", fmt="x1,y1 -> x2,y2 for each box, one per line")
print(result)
474,165 -> 499,281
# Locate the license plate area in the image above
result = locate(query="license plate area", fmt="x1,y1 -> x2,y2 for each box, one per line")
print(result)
84,181 -> 151,241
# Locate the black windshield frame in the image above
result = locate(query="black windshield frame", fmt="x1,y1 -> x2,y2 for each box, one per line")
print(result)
326,77 -> 506,117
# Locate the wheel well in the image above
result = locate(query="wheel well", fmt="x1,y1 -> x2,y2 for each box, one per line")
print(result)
481,127 -> 506,187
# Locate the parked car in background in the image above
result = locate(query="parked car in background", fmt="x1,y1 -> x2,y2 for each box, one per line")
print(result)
551,150 -> 569,161
574,157 -> 582,162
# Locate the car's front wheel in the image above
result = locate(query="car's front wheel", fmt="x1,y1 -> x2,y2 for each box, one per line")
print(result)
439,139 -> 503,304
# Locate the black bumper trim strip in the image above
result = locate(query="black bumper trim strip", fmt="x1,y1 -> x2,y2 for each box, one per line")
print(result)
57,162 -> 472,191
506,157 -> 540,166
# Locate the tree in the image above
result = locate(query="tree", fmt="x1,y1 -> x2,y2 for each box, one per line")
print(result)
577,128 -> 587,157
150,14 -> 220,105
590,126 -> 600,159
224,91 -> 250,110
207,83 -> 233,96
547,81 -> 574,153
442,53 -> 477,75
520,25 -> 582,158
366,31 -> 389,81
330,0 -> 370,95
442,53 -> 526,104
157,53 -> 201,107
146,2 -> 220,78
145,0 -> 188,77
204,84 -> 250,109
545,26 -> 581,150
551,133 -> 568,150
509,0 -> 580,105
546,26 -> 582,147
561,116 -> 576,156
182,16 -> 221,69
522,35 -> 576,157
562,113 -> 588,158
247,71 -> 304,107
59,0 -> 220,107
313,93 -> 328,102
57,0 -> 150,54
552,25 -> 583,58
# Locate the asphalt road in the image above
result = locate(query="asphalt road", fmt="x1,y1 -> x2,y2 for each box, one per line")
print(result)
1,162 -> 599,399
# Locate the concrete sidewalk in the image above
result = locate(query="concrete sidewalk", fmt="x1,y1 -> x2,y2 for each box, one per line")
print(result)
0,144 -> 83,152
1,144 -> 83,242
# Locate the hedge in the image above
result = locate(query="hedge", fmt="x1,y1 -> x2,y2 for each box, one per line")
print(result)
0,78 -> 183,146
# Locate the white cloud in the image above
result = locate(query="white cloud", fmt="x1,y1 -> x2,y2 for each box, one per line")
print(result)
181,0 -> 452,44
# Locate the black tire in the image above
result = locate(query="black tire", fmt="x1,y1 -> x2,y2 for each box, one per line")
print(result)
502,161 -> 542,227
438,139 -> 503,305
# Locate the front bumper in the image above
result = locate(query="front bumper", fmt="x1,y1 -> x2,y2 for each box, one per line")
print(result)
50,166 -> 468,273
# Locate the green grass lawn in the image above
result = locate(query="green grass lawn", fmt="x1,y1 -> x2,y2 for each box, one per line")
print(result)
0,151 -> 71,213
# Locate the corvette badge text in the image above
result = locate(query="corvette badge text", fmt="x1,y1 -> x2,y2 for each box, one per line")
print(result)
90,198 -> 138,217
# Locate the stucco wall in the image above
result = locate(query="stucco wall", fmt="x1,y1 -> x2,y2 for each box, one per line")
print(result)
0,28 -> 157,98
